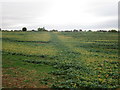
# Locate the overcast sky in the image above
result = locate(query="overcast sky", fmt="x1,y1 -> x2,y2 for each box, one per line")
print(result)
0,0 -> 119,31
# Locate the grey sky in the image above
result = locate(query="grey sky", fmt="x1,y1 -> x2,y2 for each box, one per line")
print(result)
1,0 -> 119,31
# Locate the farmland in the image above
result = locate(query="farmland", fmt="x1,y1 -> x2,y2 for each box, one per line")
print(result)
2,31 -> 119,88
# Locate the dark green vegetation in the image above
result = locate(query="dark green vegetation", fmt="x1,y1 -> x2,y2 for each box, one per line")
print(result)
2,31 -> 119,88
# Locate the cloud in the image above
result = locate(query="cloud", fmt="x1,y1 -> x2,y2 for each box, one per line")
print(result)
1,0 -> 118,30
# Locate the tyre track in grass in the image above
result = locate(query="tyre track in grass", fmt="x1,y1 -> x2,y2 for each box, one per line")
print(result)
43,32 -> 96,88
49,32 -> 94,73
50,32 -> 81,60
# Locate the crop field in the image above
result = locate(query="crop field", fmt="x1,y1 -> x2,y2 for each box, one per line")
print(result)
2,31 -> 119,88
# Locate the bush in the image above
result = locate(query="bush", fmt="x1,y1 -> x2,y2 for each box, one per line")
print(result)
22,27 -> 27,31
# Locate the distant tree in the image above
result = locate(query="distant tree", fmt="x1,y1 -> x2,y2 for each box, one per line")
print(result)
108,29 -> 117,32
38,27 -> 46,31
38,28 -> 41,31
32,29 -> 35,31
73,29 -> 78,32
88,30 -> 92,32
22,27 -> 27,31
65,30 -> 72,32
50,29 -> 58,32
97,30 -> 102,32
97,30 -> 107,32
42,27 -> 45,31
14,30 -> 18,32
0,28 -> 1,31
44,29 -> 48,32
2,30 -> 8,32
79,29 -> 82,32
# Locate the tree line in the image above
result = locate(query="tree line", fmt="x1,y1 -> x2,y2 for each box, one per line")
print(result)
0,27 -> 118,32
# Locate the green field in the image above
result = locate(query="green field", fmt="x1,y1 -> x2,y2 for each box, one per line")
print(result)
2,31 -> 119,88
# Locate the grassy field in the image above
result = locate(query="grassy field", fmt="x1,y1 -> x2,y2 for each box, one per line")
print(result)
2,31 -> 119,88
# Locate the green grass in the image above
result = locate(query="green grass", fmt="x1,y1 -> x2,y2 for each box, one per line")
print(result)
2,31 -> 119,88
2,32 -> 51,41
2,53 -> 56,88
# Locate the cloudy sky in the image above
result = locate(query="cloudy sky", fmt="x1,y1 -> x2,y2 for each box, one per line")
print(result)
0,0 -> 119,31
